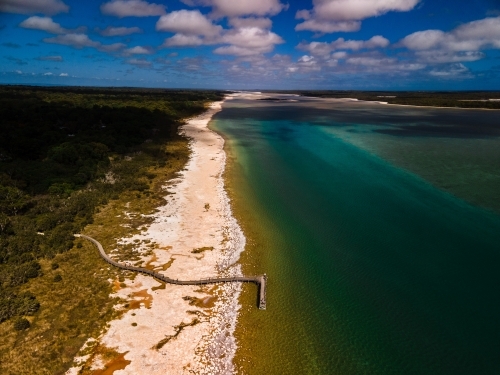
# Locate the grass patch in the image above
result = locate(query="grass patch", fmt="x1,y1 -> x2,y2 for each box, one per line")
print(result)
0,240 -> 119,374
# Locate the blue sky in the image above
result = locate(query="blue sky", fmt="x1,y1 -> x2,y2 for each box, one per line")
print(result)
1,0 -> 500,89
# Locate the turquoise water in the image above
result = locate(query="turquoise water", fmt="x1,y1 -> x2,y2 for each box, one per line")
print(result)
212,97 -> 500,374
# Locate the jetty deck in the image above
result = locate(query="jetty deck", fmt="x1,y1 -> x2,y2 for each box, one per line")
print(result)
76,234 -> 266,310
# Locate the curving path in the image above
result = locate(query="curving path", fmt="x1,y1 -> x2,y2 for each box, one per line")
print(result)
76,234 -> 267,309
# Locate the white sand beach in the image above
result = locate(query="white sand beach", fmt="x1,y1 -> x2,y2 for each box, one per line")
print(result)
67,100 -> 247,375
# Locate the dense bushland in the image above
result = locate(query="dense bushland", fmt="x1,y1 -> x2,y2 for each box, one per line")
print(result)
0,85 -> 224,325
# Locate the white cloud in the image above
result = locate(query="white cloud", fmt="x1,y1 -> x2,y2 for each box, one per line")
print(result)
281,48 -> 428,77
37,55 -> 63,61
298,36 -> 389,56
347,56 -> 396,66
156,10 -> 222,37
43,33 -> 126,53
296,0 -> 419,33
161,34 -> 204,47
219,53 -> 296,81
98,26 -> 143,36
124,46 -> 154,54
213,45 -> 261,56
44,33 -> 100,48
295,19 -> 361,33
174,57 -> 207,72
229,17 -> 272,29
127,58 -> 152,67
397,63 -> 426,70
43,72 -> 53,75
325,58 -> 339,67
401,16 -> 500,52
0,0 -> 68,15
298,55 -> 313,62
400,16 -> 500,63
101,0 -> 166,17
215,26 -> 284,56
333,35 -> 389,50
297,55 -> 320,70
99,42 -> 127,52
19,16 -> 82,34
59,72 -> 68,76
306,0 -> 419,21
222,27 -> 283,49
331,51 -> 347,59
210,0 -> 284,17
15,70 -> 22,74
400,30 -> 445,50
183,0 -> 285,17
429,63 -> 471,78
415,50 -> 485,63
297,41 -> 332,56
280,54 -> 322,74
157,10 -> 283,57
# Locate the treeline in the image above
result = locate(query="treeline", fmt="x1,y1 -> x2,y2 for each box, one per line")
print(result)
293,90 -> 500,109
0,85 -> 224,325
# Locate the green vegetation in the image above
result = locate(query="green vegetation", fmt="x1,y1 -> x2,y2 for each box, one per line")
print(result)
13,317 -> 30,331
293,90 -> 500,109
0,85 -> 224,374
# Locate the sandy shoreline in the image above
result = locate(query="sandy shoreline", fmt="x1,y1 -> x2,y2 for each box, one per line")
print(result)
68,99 -> 246,374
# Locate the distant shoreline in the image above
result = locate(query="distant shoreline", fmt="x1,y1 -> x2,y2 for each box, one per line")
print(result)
319,97 -> 500,111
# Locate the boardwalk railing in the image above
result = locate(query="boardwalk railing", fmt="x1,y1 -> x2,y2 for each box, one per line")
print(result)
76,234 -> 267,310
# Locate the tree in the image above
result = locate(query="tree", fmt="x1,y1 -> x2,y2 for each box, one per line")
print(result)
48,143 -> 79,165
0,185 -> 30,215
47,183 -> 74,197
0,213 -> 10,233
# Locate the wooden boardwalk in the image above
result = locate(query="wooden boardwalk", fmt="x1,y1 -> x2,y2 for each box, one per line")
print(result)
76,234 -> 267,310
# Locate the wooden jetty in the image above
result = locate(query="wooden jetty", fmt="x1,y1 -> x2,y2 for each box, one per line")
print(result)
76,234 -> 267,310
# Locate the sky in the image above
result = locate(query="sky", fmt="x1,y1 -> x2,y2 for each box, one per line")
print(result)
1,0 -> 500,90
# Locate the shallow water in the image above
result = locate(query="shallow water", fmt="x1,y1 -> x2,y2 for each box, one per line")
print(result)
212,97 -> 500,375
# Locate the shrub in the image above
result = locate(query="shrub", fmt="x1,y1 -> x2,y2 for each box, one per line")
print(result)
14,317 -> 30,331
53,274 -> 62,282
48,183 -> 74,197
9,262 -> 41,286
15,292 -> 40,316
23,261 -> 41,278
46,224 -> 75,254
